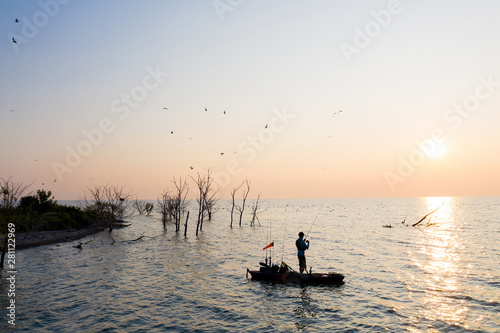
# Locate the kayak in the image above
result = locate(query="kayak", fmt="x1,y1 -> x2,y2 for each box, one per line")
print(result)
247,261 -> 344,285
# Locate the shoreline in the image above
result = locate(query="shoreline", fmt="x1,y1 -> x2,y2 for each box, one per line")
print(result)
16,222 -> 128,250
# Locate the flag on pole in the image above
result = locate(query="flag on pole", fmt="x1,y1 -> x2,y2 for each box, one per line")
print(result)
263,242 -> 274,250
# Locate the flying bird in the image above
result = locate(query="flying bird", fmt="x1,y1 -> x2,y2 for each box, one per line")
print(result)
15,18 -> 19,22
332,110 -> 343,116
12,37 -> 17,44
171,131 -> 173,134
53,179 -> 56,182
265,124 -> 268,129
163,107 -> 168,110
220,152 -> 224,156
223,111 -> 226,114
190,166 -> 194,170
205,108 -> 207,111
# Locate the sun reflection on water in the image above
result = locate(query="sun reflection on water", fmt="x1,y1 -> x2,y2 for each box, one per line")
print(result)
411,197 -> 471,329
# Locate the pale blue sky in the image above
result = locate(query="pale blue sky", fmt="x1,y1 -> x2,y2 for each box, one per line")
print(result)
1,0 -> 500,199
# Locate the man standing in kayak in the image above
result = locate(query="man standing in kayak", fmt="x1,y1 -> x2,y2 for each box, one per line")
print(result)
296,232 -> 309,274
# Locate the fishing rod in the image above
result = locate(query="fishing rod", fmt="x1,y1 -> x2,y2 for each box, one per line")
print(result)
304,208 -> 322,241
281,215 -> 287,263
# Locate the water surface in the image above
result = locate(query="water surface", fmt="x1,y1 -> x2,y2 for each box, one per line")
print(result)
2,197 -> 499,332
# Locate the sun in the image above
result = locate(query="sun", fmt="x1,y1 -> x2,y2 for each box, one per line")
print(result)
426,142 -> 447,159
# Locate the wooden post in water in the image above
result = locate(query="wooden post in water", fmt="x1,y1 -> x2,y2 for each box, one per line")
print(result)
184,211 -> 189,237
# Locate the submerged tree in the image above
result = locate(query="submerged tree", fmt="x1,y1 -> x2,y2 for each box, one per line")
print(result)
156,190 -> 171,230
191,168 -> 219,236
202,169 -> 219,221
229,180 -> 244,228
133,199 -> 154,216
156,177 -> 189,232
133,198 -> 147,215
144,203 -> 154,215
81,184 -> 133,232
235,179 -> 251,227
250,193 -> 263,227
172,177 -> 189,232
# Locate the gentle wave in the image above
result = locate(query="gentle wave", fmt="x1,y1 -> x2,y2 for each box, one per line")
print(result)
2,197 -> 499,332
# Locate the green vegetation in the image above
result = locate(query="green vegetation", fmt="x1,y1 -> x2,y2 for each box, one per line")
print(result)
145,203 -> 154,215
1,189 -> 97,233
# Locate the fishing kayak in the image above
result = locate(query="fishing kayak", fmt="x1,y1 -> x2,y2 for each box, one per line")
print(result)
247,261 -> 344,285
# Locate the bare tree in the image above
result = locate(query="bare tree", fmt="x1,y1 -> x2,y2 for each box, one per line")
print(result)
250,193 -> 263,227
133,198 -> 147,215
172,177 -> 189,232
235,179 -> 251,226
229,180 -> 244,228
203,169 -> 219,221
156,190 -> 171,231
192,172 -> 206,236
0,177 -> 33,209
205,190 -> 219,221
81,184 -> 132,232
191,168 -> 219,236
0,178 -> 33,268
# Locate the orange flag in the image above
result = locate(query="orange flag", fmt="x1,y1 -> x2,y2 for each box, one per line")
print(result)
263,242 -> 274,250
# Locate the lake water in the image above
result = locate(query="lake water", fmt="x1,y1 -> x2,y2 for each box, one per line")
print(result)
2,197 -> 499,332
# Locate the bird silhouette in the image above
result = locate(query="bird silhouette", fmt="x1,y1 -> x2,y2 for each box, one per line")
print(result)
12,37 -> 17,43
332,110 -> 343,116
53,179 -> 56,182
205,108 -> 207,111
9,110 -> 15,112
171,131 -> 173,134
190,166 -> 194,170
221,152 -> 224,156
223,111 -> 226,114
15,18 -> 19,22
265,124 -> 268,129
163,107 -> 168,110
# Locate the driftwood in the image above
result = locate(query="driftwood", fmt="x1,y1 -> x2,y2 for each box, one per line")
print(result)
121,234 -> 158,243
412,203 -> 445,227
73,237 -> 95,249
122,233 -> 145,242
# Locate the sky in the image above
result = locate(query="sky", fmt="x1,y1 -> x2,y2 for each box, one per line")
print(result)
1,0 -> 500,200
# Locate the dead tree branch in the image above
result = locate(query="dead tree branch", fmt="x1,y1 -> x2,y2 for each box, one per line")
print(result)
412,202 -> 445,227
230,180 -> 245,228
235,179 -> 250,227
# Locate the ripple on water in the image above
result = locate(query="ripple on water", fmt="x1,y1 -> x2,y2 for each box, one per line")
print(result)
3,198 -> 500,332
